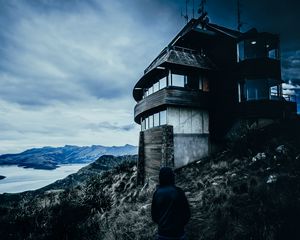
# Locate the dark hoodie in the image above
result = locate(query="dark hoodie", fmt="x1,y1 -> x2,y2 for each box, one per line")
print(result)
151,167 -> 191,238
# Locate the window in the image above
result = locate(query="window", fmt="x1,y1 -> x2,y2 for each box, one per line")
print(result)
148,86 -> 153,95
149,115 -> 154,128
237,41 -> 244,62
153,82 -> 159,93
143,76 -> 168,99
154,113 -> 159,127
146,117 -> 149,129
237,39 -> 279,62
160,110 -> 167,125
141,110 -> 167,131
243,79 -> 274,101
171,74 -> 185,87
268,49 -> 276,59
199,75 -> 209,92
159,77 -> 167,89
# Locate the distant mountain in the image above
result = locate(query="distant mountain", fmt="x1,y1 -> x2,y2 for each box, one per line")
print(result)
0,175 -> 5,180
0,144 -> 137,170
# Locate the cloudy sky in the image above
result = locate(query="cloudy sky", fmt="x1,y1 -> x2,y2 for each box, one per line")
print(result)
0,0 -> 299,154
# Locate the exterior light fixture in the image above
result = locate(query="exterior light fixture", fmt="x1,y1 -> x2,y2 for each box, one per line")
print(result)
156,66 -> 166,70
251,41 -> 257,45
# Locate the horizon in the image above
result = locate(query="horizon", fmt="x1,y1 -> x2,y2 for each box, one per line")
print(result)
0,143 -> 138,155
1,0 -> 299,154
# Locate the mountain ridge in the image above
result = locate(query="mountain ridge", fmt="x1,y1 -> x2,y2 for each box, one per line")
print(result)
0,144 -> 137,170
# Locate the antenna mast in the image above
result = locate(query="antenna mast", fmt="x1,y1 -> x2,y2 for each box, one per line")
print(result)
192,0 -> 195,19
199,0 -> 207,16
181,0 -> 189,23
237,0 -> 242,31
185,0 -> 189,23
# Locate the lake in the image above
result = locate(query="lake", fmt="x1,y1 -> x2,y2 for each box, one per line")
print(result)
0,164 -> 88,194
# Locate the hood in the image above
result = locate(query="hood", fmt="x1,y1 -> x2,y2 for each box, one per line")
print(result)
159,167 -> 175,186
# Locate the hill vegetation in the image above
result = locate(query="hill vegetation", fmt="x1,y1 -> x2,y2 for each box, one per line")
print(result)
0,119 -> 300,240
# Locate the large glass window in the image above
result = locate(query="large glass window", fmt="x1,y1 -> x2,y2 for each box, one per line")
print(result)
153,82 -> 159,92
159,77 -> 167,89
171,74 -> 185,87
143,77 -> 168,98
237,39 -> 279,62
141,110 -> 167,131
244,80 -> 269,100
242,79 -> 280,101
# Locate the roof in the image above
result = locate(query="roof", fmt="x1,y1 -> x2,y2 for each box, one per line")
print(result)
133,17 -> 242,101
144,45 -> 216,74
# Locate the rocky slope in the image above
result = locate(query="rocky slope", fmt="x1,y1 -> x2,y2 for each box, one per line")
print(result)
0,119 -> 300,240
0,144 -> 137,169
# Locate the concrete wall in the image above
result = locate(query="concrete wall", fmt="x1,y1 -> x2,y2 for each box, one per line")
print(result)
173,134 -> 209,168
167,107 -> 209,134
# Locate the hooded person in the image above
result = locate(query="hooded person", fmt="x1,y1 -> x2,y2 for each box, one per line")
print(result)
151,167 -> 191,240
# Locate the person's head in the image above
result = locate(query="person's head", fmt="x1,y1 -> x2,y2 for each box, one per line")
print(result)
159,167 -> 175,186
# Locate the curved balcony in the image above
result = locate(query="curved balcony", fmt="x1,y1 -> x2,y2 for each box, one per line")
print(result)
236,58 -> 281,80
134,87 -> 210,123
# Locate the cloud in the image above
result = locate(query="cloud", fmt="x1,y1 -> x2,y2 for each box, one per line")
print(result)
0,98 -> 140,154
0,0 -> 177,107
0,0 -> 180,153
0,0 -> 299,153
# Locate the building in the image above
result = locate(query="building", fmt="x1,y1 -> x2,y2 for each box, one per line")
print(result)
133,16 -> 297,184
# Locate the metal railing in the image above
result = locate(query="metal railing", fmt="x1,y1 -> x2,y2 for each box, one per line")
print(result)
270,91 -> 297,102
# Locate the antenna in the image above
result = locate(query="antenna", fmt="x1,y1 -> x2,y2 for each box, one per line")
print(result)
192,0 -> 195,19
198,0 -> 207,16
197,0 -> 209,28
181,0 -> 189,23
237,0 -> 242,31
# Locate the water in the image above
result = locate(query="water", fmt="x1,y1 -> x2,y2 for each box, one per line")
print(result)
0,164 -> 88,194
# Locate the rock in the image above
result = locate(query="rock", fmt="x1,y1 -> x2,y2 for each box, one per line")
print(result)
276,145 -> 288,154
252,152 -> 266,162
232,159 -> 240,166
231,173 -> 237,178
141,204 -> 151,210
267,175 -> 277,184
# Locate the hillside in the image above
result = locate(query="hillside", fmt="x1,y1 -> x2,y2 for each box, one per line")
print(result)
0,119 -> 300,240
0,144 -> 137,169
